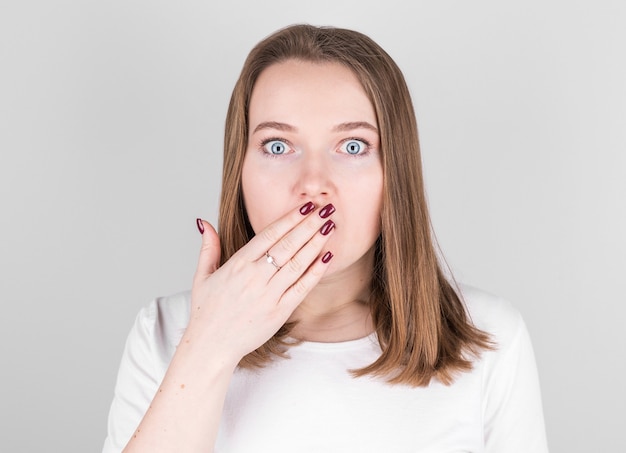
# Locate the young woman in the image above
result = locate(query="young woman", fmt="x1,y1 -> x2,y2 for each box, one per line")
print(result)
103,24 -> 548,452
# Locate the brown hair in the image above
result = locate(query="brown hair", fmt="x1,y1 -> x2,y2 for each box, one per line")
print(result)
218,24 -> 492,386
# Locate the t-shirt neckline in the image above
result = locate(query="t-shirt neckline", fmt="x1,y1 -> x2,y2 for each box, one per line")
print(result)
289,332 -> 379,352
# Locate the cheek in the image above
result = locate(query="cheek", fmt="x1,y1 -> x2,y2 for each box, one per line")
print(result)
342,173 -> 384,236
241,159 -> 263,232
241,158 -> 289,233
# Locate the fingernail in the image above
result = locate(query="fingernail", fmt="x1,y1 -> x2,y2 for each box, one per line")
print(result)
322,251 -> 333,263
320,219 -> 335,236
299,201 -> 315,215
319,203 -> 335,219
196,218 -> 205,234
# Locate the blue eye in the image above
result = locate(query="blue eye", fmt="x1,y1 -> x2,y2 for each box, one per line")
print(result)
264,140 -> 288,155
341,139 -> 366,155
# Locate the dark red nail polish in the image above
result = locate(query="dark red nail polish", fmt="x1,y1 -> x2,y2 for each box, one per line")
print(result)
319,203 -> 335,219
196,218 -> 204,234
322,251 -> 333,263
299,201 -> 315,215
320,219 -> 335,236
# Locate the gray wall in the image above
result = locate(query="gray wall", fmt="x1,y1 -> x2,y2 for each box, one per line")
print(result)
1,1 -> 624,451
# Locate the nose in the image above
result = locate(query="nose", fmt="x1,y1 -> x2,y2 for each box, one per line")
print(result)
294,153 -> 333,200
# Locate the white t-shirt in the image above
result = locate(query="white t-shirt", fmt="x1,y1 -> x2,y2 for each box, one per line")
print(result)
103,285 -> 549,452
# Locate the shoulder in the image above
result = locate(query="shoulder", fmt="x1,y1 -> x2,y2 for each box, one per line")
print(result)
456,285 -> 549,451
456,283 -> 539,390
134,290 -> 192,359
153,289 -> 192,327
456,283 -> 526,350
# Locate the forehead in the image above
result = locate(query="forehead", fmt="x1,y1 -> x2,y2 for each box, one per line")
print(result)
248,60 -> 377,129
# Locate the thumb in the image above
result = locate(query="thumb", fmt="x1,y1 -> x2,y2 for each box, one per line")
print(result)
195,218 -> 221,279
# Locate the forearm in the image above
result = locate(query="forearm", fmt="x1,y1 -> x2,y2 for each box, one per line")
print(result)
123,332 -> 238,453
120,208 -> 333,451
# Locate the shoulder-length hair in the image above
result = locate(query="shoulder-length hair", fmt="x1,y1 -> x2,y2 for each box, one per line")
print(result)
218,24 -> 491,386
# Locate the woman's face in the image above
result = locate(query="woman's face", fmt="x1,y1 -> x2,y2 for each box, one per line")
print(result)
242,59 -> 383,275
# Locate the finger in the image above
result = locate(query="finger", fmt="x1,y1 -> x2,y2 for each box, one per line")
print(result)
268,217 -> 335,287
265,214 -> 335,273
241,201 -> 318,261
243,201 -> 335,263
195,218 -> 221,280
277,249 -> 334,316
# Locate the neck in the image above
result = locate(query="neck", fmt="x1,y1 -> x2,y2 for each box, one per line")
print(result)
288,249 -> 375,343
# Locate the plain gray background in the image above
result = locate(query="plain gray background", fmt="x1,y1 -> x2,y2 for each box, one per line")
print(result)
1,0 -> 624,451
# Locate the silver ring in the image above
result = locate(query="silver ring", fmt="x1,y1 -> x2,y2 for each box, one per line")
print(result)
265,251 -> 281,271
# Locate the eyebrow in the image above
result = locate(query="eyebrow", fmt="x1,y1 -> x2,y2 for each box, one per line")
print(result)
252,121 -> 378,134
332,121 -> 378,133
253,121 -> 297,133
